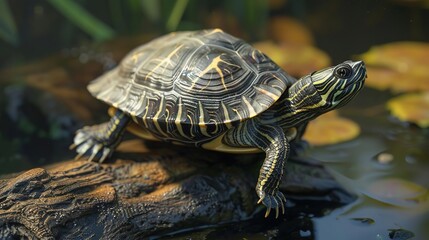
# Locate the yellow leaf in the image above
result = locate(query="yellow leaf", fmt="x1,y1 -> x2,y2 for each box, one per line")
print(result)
363,178 -> 428,208
268,16 -> 314,46
253,41 -> 331,78
303,111 -> 360,146
361,42 -> 429,76
361,42 -> 429,93
387,92 -> 429,128
366,67 -> 429,93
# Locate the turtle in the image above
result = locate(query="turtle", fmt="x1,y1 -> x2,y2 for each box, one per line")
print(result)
71,29 -> 366,218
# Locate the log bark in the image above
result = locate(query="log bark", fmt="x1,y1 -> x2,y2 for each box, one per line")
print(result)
0,140 -> 354,239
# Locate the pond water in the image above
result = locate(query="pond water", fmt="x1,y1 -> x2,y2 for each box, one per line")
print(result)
307,88 -> 429,240
1,0 -> 428,239
158,87 -> 429,239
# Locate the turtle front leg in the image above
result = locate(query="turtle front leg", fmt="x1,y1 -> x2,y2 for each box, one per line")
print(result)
71,110 -> 130,162
223,120 -> 296,218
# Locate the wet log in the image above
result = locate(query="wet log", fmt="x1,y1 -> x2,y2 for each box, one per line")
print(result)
0,140 -> 354,239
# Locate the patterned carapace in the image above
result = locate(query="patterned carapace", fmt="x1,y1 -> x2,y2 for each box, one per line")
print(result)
89,29 -> 294,144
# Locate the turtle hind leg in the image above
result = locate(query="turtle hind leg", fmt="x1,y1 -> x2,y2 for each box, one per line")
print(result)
223,120 -> 293,218
71,110 -> 130,163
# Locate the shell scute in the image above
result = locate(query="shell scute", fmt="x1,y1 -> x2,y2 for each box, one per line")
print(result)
88,29 -> 295,142
175,45 -> 249,98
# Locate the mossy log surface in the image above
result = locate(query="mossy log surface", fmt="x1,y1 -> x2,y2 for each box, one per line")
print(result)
0,140 -> 354,239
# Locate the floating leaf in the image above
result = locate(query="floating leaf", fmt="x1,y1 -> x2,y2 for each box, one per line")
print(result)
387,92 -> 429,128
303,111 -> 360,146
365,66 -> 429,92
362,178 -> 428,208
268,16 -> 314,46
361,42 -> 429,75
361,42 -> 429,93
253,41 -> 331,78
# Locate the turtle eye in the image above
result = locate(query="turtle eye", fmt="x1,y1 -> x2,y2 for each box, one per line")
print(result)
334,64 -> 353,78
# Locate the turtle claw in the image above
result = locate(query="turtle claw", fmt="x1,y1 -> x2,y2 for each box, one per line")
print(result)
99,148 -> 111,163
265,207 -> 271,218
275,203 -> 280,219
72,124 -> 117,163
88,144 -> 103,162
257,196 -> 264,205
74,142 -> 91,160
74,152 -> 85,161
277,192 -> 286,215
258,190 -> 287,218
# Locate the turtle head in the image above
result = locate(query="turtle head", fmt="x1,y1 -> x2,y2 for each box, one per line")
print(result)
311,60 -> 366,111
290,61 -> 366,114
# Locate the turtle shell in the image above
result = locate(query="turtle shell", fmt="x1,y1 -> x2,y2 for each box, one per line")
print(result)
88,29 -> 295,144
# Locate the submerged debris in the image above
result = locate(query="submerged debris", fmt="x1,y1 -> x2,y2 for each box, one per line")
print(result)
388,228 -> 415,240
350,218 -> 375,225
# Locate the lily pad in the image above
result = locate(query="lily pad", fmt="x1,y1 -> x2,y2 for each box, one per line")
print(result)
361,42 -> 429,75
303,111 -> 360,146
253,41 -> 331,78
361,42 -> 429,93
268,16 -> 314,46
387,92 -> 429,128
362,178 -> 428,208
365,66 -> 429,93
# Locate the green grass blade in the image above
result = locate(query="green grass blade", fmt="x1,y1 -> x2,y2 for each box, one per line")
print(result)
166,0 -> 189,32
47,0 -> 115,41
0,0 -> 18,45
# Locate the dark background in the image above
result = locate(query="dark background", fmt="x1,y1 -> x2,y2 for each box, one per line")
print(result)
1,0 -> 428,68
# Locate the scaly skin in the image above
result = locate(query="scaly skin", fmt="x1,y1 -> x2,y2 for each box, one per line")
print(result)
71,110 -> 130,163
71,29 -> 367,218
223,119 -> 294,218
